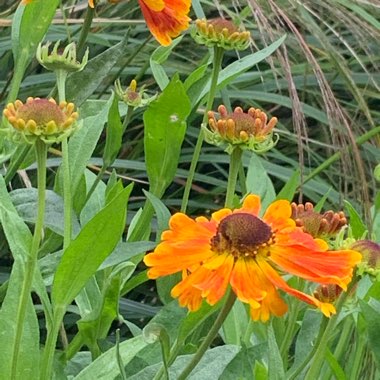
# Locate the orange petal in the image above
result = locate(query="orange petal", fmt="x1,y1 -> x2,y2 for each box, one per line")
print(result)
141,0 -> 165,11
138,0 -> 190,46
257,258 -> 336,316
263,199 -> 295,230
238,194 -> 261,216
230,258 -> 267,305
250,288 -> 288,322
211,208 -> 232,223
195,254 -> 234,305
269,244 -> 361,289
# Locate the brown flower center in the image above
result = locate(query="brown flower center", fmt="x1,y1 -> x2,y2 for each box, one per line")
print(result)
209,18 -> 238,34
17,99 -> 65,126
211,213 -> 274,258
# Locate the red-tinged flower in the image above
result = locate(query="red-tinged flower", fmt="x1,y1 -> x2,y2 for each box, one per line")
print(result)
138,0 -> 191,46
144,195 -> 361,322
87,0 -> 191,46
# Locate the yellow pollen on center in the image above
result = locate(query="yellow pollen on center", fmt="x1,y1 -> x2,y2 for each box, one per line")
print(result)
211,213 -> 275,258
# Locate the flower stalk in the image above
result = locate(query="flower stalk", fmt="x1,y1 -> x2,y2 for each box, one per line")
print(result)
225,147 -> 243,208
177,290 -> 237,380
10,139 -> 47,379
181,46 -> 224,212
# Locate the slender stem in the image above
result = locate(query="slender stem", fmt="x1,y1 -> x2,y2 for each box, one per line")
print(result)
225,148 -> 243,208
40,310 -> 64,380
304,280 -> 357,380
62,137 -> 72,250
56,69 -> 68,103
177,291 -> 237,380
77,6 -> 95,56
10,140 -> 47,380
180,46 -> 225,213
280,299 -> 301,361
287,317 -> 329,380
85,165 -> 106,204
332,315 -> 353,365
238,161 -> 247,196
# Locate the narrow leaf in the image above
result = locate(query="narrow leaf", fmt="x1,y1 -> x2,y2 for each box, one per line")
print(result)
52,184 -> 133,309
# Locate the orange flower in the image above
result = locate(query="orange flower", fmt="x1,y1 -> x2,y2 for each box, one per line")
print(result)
87,0 -> 191,46
138,0 -> 191,46
144,195 -> 361,322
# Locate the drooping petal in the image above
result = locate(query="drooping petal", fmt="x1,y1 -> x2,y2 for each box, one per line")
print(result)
230,258 -> 267,306
195,254 -> 235,305
257,257 -> 336,317
250,288 -> 288,322
269,243 -> 361,289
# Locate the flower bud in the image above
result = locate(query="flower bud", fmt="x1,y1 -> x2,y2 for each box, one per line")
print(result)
3,97 -> 79,144
114,79 -> 157,108
290,202 -> 347,239
192,18 -> 250,50
36,41 -> 88,73
204,105 -> 278,154
352,240 -> 380,279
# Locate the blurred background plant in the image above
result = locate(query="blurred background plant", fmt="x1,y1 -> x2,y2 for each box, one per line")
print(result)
0,0 -> 380,379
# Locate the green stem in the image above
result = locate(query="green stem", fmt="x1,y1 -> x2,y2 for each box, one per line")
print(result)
40,310 -> 64,380
347,333 -> 366,380
62,137 -> 72,250
177,291 -> 237,380
180,46 -> 224,213
56,69 -> 68,103
303,125 -> 380,184
77,6 -> 95,56
287,317 -> 329,380
331,315 -> 353,366
238,160 -> 247,196
10,140 -> 47,380
85,166 -> 107,204
304,280 -> 357,380
225,147 -> 243,208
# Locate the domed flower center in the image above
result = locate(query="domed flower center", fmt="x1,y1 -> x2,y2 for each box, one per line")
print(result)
209,18 -> 238,34
17,99 -> 65,126
226,113 -> 254,136
211,213 -> 274,258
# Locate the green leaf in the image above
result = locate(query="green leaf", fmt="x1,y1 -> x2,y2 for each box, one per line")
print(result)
10,188 -> 81,237
65,95 -> 113,197
52,184 -> 133,310
143,190 -> 171,238
267,323 -> 285,380
196,35 -> 287,103
221,301 -> 249,345
144,75 -> 191,196
66,35 -> 129,105
246,153 -> 276,211
77,263 -> 135,357
344,200 -> 367,239
0,260 -> 40,380
359,299 -> 380,367
103,93 -> 123,167
0,176 -> 40,379
150,36 -> 184,90
73,336 -> 147,380
276,169 -> 300,201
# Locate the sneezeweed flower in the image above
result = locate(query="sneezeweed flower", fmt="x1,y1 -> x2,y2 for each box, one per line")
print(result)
291,202 -> 348,239
114,79 -> 157,108
144,194 -> 362,322
88,0 -> 191,46
352,240 -> 380,280
192,18 -> 250,50
313,284 -> 343,303
36,41 -> 88,73
2,98 -> 79,144
204,105 -> 278,154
